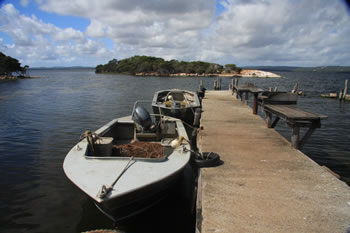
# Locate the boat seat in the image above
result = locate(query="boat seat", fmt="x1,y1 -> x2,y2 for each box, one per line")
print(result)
136,132 -> 159,141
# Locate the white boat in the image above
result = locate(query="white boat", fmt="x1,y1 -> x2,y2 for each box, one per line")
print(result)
152,89 -> 201,126
63,102 -> 191,222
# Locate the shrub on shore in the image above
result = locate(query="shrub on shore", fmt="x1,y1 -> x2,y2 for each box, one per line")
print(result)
0,52 -> 29,78
95,55 -> 242,76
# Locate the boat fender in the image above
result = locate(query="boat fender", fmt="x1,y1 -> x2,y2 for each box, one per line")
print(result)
194,152 -> 220,168
170,136 -> 185,148
132,106 -> 152,130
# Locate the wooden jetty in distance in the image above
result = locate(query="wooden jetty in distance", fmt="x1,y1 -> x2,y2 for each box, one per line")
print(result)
196,90 -> 350,233
231,81 -> 327,149
321,79 -> 350,101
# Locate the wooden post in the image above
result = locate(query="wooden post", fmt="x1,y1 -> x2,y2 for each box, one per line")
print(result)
274,87 -> 278,92
253,93 -> 258,115
269,87 -> 273,92
292,83 -> 298,94
214,80 -> 217,90
234,78 -> 238,87
343,79 -> 348,99
199,80 -> 203,91
339,89 -> 344,100
265,111 -> 273,128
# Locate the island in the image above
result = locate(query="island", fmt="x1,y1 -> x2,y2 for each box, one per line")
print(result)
96,56 -> 280,78
0,52 -> 31,80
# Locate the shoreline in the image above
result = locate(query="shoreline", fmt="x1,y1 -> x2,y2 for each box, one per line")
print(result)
0,75 -> 38,80
135,69 -> 281,78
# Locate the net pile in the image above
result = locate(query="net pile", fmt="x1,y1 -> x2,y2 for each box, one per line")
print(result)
114,141 -> 163,158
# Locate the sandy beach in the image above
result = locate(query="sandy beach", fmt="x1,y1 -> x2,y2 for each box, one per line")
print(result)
136,69 -> 281,78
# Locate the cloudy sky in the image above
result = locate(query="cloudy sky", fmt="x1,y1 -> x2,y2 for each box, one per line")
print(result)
0,0 -> 350,67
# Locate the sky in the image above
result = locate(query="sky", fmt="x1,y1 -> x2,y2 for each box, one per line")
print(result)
0,0 -> 350,68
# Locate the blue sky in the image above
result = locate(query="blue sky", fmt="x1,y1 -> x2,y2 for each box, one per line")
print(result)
1,0 -> 350,67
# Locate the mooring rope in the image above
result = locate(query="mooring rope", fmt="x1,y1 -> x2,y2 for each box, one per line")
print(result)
181,120 -> 197,130
184,94 -> 195,116
97,156 -> 135,199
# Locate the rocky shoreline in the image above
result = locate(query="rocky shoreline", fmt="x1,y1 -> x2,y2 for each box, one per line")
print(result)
0,75 -> 37,80
135,69 -> 280,78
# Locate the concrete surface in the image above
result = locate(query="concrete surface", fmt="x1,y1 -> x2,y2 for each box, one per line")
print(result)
196,90 -> 350,233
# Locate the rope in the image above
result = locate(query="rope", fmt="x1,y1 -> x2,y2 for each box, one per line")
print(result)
181,120 -> 197,130
80,130 -> 100,153
114,141 -> 163,158
97,156 -> 135,199
184,94 -> 195,116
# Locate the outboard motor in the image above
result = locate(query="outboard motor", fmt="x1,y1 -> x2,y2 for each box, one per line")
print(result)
132,106 -> 152,131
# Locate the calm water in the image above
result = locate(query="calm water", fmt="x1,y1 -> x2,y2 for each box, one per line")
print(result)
0,69 -> 349,233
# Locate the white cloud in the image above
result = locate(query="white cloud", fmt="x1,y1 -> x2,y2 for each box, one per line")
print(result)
0,3 -> 112,67
20,0 -> 29,7
52,27 -> 85,41
37,0 -> 216,61
1,0 -> 350,67
207,0 -> 350,66
86,20 -> 106,38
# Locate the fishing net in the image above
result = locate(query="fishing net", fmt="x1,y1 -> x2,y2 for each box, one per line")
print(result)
113,141 -> 163,158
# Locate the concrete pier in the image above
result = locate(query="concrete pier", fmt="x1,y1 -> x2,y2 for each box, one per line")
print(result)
196,91 -> 350,233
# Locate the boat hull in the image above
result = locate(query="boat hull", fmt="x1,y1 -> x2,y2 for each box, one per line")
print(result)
63,114 -> 191,223
152,89 -> 201,126
152,105 -> 199,126
95,168 -> 183,222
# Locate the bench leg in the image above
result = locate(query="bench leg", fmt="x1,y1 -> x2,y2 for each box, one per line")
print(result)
271,117 -> 280,128
288,120 -> 320,149
299,127 -> 316,149
265,111 -> 272,127
291,127 -> 300,149
234,90 -> 241,100
264,111 -> 280,128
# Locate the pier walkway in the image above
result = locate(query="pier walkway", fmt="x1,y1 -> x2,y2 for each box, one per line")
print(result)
196,91 -> 350,233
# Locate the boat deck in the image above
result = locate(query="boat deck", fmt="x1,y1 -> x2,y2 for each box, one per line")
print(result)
196,90 -> 350,233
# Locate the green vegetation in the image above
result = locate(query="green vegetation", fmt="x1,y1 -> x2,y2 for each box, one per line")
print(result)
0,52 -> 29,77
96,55 -> 242,76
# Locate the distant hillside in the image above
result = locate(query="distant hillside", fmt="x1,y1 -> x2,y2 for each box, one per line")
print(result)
95,56 -> 242,76
244,66 -> 350,72
30,66 -> 94,70
294,66 -> 350,72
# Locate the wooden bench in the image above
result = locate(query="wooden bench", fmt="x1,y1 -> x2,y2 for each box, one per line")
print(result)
259,92 -> 328,149
231,83 -> 264,114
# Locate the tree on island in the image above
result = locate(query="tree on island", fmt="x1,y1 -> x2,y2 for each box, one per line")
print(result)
95,55 -> 241,76
224,64 -> 242,74
0,52 -> 29,77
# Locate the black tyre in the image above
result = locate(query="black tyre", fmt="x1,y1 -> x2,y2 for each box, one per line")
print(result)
194,152 -> 220,168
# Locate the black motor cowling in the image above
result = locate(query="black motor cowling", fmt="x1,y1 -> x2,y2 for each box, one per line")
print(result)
132,106 -> 152,131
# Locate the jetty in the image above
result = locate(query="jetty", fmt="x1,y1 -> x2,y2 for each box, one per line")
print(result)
196,90 -> 350,233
